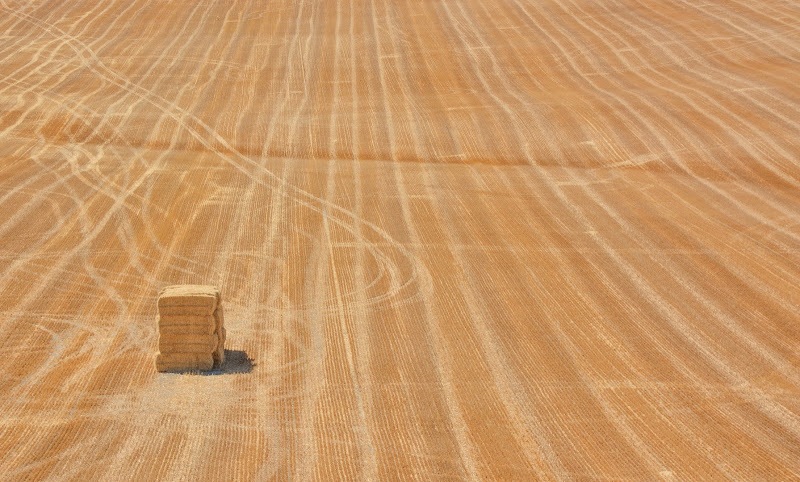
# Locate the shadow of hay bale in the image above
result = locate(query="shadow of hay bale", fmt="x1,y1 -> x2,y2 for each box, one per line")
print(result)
202,349 -> 255,375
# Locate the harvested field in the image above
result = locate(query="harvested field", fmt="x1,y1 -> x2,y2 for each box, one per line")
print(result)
1,0 -> 800,479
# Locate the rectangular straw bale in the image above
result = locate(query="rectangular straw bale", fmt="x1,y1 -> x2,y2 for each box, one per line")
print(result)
158,297 -> 216,313
158,305 -> 218,317
158,342 -> 217,355
158,333 -> 219,347
158,314 -> 216,329
159,284 -> 220,301
159,336 -> 218,353
158,285 -> 219,312
155,352 -> 214,372
158,293 -> 217,310
158,323 -> 216,336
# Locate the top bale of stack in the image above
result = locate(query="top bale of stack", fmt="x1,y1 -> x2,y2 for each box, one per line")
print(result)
158,285 -> 220,316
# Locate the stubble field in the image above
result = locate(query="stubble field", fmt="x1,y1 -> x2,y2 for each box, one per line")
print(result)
1,0 -> 800,479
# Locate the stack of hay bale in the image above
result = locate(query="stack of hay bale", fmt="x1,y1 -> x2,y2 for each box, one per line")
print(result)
155,285 -> 226,372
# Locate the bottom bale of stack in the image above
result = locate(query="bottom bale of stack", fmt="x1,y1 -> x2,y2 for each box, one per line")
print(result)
156,352 -> 215,372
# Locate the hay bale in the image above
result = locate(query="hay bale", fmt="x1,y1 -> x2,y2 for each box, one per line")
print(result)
158,314 -> 216,331
158,338 -> 218,354
158,285 -> 219,312
158,306 -> 219,317
156,352 -> 214,372
155,285 -> 225,373
158,322 -> 217,336
158,333 -> 219,346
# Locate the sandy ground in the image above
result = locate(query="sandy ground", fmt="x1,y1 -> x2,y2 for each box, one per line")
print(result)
1,0 -> 800,479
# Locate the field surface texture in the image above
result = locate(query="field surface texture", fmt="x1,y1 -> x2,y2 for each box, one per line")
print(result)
1,0 -> 800,479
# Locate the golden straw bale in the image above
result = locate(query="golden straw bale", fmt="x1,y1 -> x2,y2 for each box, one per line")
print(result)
158,285 -> 219,313
156,352 -> 214,372
158,322 -> 216,336
159,336 -> 218,353
158,333 -> 219,347
158,305 -> 219,317
158,314 -> 216,329
159,338 -> 218,354
158,342 -> 217,355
